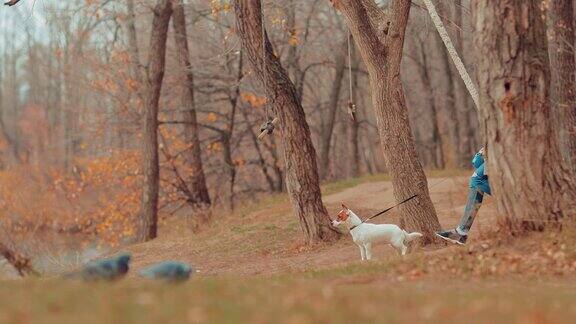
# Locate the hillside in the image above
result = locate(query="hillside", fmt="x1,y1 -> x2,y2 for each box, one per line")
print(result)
1,173 -> 575,323
127,174 -> 498,276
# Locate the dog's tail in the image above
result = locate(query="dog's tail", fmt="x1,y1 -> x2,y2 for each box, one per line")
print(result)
404,231 -> 423,242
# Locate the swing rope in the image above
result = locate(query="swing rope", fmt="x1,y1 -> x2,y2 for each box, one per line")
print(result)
421,0 -> 479,110
346,30 -> 357,121
257,2 -> 278,140
261,2 -> 270,123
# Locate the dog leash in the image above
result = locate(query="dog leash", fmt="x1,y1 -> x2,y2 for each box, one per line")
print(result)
348,193 -> 419,231
345,177 -> 452,231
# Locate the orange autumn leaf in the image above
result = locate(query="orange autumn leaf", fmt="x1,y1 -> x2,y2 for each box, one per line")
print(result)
207,112 -> 218,122
241,92 -> 267,108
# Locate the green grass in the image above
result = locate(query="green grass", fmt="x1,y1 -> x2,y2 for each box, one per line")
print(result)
0,276 -> 574,324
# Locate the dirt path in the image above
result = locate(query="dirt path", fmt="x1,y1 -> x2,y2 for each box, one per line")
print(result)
127,176 -> 500,277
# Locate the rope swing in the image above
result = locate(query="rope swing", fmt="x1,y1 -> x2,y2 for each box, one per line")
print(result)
258,3 -> 279,140
421,0 -> 480,110
346,30 -> 357,121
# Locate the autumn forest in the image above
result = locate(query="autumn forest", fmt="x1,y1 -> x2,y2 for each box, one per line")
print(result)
0,0 -> 575,322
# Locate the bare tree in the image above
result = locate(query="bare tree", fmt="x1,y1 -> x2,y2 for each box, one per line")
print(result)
318,40 -> 347,180
408,31 -> 445,169
451,0 -> 476,166
331,0 -> 441,241
125,0 -> 144,88
171,0 -> 211,207
234,0 -> 338,243
138,0 -> 172,241
547,0 -> 576,173
430,0 -> 460,167
471,0 -> 576,228
0,69 -> 21,166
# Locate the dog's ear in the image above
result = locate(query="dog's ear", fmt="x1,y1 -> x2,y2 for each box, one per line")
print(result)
341,202 -> 349,210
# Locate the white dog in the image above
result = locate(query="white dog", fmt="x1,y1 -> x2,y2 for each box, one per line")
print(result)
332,203 -> 423,260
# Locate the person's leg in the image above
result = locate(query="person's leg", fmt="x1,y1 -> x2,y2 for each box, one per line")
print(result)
436,187 -> 484,245
455,187 -> 484,236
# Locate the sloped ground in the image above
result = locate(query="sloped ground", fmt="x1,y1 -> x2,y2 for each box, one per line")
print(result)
127,175 -> 499,276
1,173 -> 575,323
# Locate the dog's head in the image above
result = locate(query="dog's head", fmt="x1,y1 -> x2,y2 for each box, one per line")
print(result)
332,202 -> 351,227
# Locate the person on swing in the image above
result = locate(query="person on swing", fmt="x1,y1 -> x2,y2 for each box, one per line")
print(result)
436,147 -> 490,245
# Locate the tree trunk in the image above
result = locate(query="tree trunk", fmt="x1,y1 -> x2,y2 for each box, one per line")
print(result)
240,106 -> 278,192
125,0 -> 145,152
62,39 -> 84,170
348,41 -> 361,178
547,0 -> 576,173
431,1 -> 460,167
221,133 -> 236,210
318,40 -> 347,180
126,0 -> 144,91
413,36 -> 445,169
452,0 -> 476,166
333,0 -> 441,241
138,0 -> 172,242
472,0 -> 576,228
0,68 -> 20,165
285,0 -> 305,103
234,0 -> 338,243
171,0 -> 212,207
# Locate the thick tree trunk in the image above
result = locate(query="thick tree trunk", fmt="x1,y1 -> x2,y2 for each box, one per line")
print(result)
318,40 -> 347,180
472,0 -> 576,227
234,0 -> 338,243
171,0 -> 211,207
547,0 -> 576,173
333,0 -> 441,241
138,0 -> 172,242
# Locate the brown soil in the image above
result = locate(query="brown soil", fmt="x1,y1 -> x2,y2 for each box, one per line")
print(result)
126,177 -> 500,276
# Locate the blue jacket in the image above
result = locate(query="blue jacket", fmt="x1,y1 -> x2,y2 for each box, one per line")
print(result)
469,153 -> 491,195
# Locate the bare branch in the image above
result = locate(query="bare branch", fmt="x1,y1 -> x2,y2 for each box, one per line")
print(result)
0,242 -> 38,277
4,0 -> 21,6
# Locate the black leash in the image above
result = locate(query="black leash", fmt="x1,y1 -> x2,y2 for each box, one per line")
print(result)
348,193 -> 419,231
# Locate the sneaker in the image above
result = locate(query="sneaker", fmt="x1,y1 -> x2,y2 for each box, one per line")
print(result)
435,229 -> 467,245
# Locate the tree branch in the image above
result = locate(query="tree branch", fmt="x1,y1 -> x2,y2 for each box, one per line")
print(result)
330,0 -> 386,74
0,242 -> 38,277
383,0 -> 412,75
4,0 -> 21,6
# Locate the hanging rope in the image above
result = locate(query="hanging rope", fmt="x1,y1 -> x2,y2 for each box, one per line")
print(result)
258,2 -> 278,140
346,30 -> 357,121
421,0 -> 479,110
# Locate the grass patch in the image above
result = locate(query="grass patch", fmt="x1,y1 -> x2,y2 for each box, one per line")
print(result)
0,276 -> 574,324
263,225 -> 278,231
